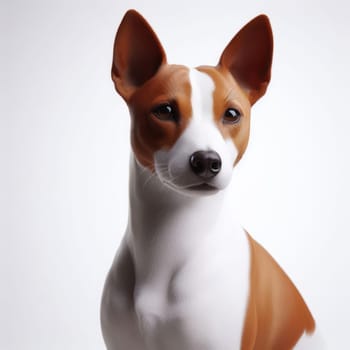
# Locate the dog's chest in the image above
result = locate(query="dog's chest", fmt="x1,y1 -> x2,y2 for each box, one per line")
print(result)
134,223 -> 251,350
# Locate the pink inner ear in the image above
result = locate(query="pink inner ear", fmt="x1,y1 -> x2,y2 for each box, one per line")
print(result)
219,15 -> 273,105
112,10 -> 167,95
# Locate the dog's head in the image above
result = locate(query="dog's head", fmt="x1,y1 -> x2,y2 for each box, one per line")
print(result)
112,10 -> 273,196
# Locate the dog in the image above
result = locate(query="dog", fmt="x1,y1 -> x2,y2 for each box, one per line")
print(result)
101,9 -> 319,350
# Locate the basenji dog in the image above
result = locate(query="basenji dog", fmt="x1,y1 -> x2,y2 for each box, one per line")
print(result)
101,9 -> 318,350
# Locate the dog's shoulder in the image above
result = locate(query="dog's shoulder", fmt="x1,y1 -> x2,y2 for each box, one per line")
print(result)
241,233 -> 315,349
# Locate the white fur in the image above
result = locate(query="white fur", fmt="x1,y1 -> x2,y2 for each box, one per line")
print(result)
130,160 -> 250,350
101,68 -> 250,349
189,68 -> 215,123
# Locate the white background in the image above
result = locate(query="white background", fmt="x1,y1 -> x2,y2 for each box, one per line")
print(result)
1,0 -> 349,348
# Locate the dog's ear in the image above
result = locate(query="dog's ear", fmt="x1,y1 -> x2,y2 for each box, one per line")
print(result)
219,15 -> 273,105
112,10 -> 167,100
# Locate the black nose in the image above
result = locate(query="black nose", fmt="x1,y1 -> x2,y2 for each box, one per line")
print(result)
189,151 -> 222,179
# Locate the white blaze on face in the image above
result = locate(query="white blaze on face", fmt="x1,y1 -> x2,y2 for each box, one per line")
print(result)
154,67 -> 238,194
189,68 -> 216,123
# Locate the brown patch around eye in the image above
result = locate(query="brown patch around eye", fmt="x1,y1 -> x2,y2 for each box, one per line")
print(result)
196,66 -> 252,165
126,65 -> 193,170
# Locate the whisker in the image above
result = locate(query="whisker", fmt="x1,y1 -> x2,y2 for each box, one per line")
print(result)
142,172 -> 156,189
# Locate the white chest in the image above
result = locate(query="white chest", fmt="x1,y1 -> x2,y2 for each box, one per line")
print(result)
133,222 -> 250,350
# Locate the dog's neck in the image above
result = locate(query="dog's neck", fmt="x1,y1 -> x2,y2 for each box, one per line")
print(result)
127,155 -> 236,281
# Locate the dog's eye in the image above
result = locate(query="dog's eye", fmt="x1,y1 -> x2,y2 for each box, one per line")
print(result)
152,103 -> 178,122
223,108 -> 241,124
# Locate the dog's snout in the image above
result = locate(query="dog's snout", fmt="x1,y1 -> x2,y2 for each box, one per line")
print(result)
189,151 -> 222,179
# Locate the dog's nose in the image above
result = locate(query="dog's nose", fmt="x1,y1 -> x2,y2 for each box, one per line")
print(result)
189,151 -> 222,179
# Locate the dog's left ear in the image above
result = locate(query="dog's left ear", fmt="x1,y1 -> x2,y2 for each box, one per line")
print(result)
112,10 -> 167,100
219,15 -> 273,105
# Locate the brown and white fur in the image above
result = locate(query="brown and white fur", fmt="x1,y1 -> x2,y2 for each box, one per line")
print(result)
101,10 -> 320,350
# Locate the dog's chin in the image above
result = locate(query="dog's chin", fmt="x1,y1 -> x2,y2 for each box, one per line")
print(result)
162,180 -> 222,197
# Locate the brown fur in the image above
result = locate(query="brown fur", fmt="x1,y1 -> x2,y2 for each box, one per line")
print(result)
128,65 -> 192,170
241,234 -> 315,349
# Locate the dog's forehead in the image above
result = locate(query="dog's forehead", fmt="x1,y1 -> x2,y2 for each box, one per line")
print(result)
129,64 -> 249,116
129,64 -> 192,108
196,66 -> 251,114
188,68 -> 215,122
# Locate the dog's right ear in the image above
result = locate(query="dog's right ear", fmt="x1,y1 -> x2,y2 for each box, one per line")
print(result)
112,10 -> 167,100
